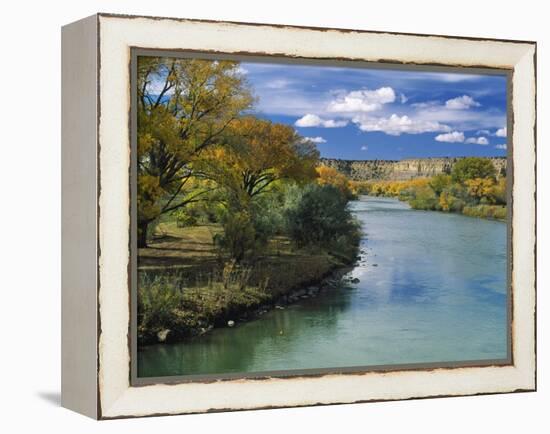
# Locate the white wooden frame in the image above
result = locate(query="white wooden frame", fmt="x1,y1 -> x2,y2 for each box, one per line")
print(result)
61,13 -> 536,419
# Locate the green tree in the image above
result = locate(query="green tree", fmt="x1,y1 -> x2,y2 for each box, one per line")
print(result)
136,57 -> 253,247
284,184 -> 359,250
408,185 -> 438,210
429,174 -> 452,196
451,157 -> 496,184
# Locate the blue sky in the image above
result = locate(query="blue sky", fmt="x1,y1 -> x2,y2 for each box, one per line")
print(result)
240,62 -> 508,160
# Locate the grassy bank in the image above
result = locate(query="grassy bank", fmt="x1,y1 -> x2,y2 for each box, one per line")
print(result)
138,222 -> 357,345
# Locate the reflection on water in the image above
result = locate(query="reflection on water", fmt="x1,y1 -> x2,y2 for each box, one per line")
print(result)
138,196 -> 508,377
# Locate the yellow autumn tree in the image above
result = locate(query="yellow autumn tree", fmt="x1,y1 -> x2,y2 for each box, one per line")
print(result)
316,165 -> 353,199
136,57 -> 253,246
199,116 -> 319,204
464,177 -> 497,202
197,116 -> 319,261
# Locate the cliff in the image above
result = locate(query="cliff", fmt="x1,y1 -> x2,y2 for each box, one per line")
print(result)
320,157 -> 507,181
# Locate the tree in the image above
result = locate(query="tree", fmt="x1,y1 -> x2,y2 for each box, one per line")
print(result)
136,57 -> 253,246
408,184 -> 438,210
464,177 -> 496,201
429,174 -> 452,196
284,184 -> 359,250
316,165 -> 354,199
491,177 -> 507,205
451,157 -> 496,184
199,116 -> 319,205
201,117 -> 319,262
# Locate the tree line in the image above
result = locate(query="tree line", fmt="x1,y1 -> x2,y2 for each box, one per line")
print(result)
348,157 -> 507,220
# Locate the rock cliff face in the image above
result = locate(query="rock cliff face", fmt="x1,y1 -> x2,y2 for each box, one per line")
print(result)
320,157 -> 507,181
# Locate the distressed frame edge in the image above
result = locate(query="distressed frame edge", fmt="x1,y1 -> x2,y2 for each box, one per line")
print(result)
61,13 -> 100,420
95,11 -> 537,46
94,14 -> 536,419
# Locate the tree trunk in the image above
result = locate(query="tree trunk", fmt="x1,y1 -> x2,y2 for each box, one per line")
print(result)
138,221 -> 149,248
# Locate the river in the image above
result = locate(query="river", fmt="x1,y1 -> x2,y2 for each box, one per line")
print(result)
138,196 -> 508,378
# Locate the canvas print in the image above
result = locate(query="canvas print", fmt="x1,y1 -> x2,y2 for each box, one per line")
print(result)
134,54 -> 509,379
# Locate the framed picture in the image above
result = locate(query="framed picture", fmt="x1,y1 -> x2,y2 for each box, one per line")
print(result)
61,13 -> 536,419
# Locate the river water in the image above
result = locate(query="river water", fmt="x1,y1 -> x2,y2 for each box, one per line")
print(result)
138,196 -> 508,378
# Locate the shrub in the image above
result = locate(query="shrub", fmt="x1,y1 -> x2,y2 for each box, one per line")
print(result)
137,275 -> 185,341
429,174 -> 452,196
490,177 -> 507,205
448,196 -> 466,213
214,189 -> 287,262
284,184 -> 360,258
462,204 -> 507,220
492,206 -> 507,220
172,208 -> 198,228
251,189 -> 286,238
408,185 -> 438,210
214,210 -> 258,262
137,265 -> 270,342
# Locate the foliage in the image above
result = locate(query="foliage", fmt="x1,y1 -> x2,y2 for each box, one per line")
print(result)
249,188 -> 287,239
439,191 -> 465,213
171,207 -> 199,228
408,184 -> 439,210
316,165 -> 354,199
198,117 -> 319,203
451,157 -> 497,183
214,210 -> 258,262
353,158 -> 507,221
463,204 -> 507,220
213,185 -> 287,262
284,184 -> 360,260
429,174 -> 452,196
137,275 -> 185,339
193,117 -> 319,262
137,263 -> 270,342
136,57 -> 253,246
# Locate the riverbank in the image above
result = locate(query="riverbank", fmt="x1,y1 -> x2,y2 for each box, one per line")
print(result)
405,194 -> 506,221
352,175 -> 507,221
137,222 -> 360,345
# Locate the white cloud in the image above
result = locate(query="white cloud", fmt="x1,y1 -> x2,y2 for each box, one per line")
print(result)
361,145 -> 368,151
235,65 -> 248,75
295,114 -> 348,128
435,131 -> 465,143
445,95 -> 481,110
411,100 -> 440,109
302,136 -> 326,144
495,127 -> 507,137
322,119 -> 349,128
327,87 -> 396,113
476,129 -> 491,136
413,104 -> 505,132
295,114 -> 321,127
399,93 -> 408,104
352,114 -> 451,136
495,144 -> 507,150
465,136 -> 489,145
265,79 -> 291,89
